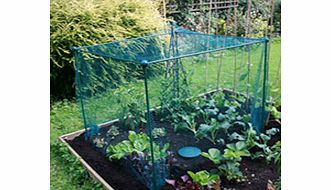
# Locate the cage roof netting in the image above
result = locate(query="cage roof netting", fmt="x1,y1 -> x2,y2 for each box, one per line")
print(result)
73,24 -> 267,65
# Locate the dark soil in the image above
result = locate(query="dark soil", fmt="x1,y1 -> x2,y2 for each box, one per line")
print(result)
66,111 -> 281,190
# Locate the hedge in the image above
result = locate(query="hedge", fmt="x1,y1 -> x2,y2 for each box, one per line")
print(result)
50,0 -> 166,99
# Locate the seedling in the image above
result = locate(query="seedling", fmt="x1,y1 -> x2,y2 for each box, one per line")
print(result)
106,125 -> 120,139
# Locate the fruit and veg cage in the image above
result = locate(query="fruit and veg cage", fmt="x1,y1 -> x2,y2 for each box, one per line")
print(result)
71,22 -> 270,190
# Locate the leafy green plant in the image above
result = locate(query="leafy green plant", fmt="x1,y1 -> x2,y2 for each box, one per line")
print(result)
106,131 -> 169,161
218,161 -> 244,182
92,136 -> 106,149
274,177 -> 281,190
270,141 -> 281,169
211,91 -> 226,109
173,113 -> 198,135
255,141 -> 281,173
166,172 -> 221,190
152,127 -> 166,139
196,118 -> 229,145
195,95 -> 220,123
201,148 -> 223,165
241,124 -> 260,149
187,170 -> 220,189
160,96 -> 196,123
116,90 -> 147,130
119,101 -> 146,130
107,125 -> 120,138
268,105 -> 281,120
201,147 -> 246,182
223,141 -> 250,162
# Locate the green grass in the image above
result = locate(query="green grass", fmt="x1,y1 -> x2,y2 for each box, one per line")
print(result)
50,39 -> 280,189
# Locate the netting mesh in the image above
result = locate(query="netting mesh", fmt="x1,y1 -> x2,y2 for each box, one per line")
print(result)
73,23 -> 269,190
73,23 -> 265,64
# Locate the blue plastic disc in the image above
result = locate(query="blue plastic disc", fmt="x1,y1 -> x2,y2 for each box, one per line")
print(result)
178,146 -> 202,158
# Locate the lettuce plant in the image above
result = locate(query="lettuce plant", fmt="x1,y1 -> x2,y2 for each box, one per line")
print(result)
201,148 -> 223,165
166,171 -> 221,190
217,161 -> 244,182
187,170 -> 220,189
201,144 -> 249,182
173,113 -> 198,135
106,125 -> 120,138
106,131 -> 169,161
223,141 -> 251,162
152,127 -> 166,139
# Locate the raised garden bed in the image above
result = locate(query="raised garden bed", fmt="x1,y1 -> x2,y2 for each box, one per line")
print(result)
60,105 -> 280,190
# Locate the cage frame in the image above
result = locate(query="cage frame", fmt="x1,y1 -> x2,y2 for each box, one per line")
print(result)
72,22 -> 269,190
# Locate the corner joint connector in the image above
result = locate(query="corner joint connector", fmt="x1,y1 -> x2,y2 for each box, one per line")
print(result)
264,37 -> 270,43
71,46 -> 79,52
140,60 -> 149,66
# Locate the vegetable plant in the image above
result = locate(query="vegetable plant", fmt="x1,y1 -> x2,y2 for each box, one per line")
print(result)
211,91 -> 226,109
254,141 -> 281,173
195,95 -> 219,123
223,141 -> 250,162
166,171 -> 221,190
106,131 -> 169,161
268,105 -> 281,120
218,161 -> 244,182
160,96 -> 196,123
196,118 -> 229,145
106,125 -> 120,139
201,146 -> 246,182
152,127 -> 166,139
119,101 -> 146,130
173,113 -> 198,135
201,148 -> 223,164
92,137 -> 106,149
187,170 -> 220,189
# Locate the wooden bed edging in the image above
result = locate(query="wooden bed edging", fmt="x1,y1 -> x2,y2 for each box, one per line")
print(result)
59,130 -> 115,190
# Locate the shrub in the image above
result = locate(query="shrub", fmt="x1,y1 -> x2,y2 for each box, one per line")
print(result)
50,0 -> 166,99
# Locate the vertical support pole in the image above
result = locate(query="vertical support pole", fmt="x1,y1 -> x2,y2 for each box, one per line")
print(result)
170,22 -> 179,98
73,48 -> 89,140
245,45 -> 251,109
142,63 -> 157,190
233,49 -> 237,93
261,38 -> 269,132
174,29 -> 180,98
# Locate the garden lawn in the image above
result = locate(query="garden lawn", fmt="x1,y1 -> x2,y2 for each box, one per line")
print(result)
50,39 -> 280,190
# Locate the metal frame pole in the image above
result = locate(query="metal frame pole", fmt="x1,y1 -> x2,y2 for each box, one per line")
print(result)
73,48 -> 89,140
261,38 -> 269,132
141,63 -> 157,190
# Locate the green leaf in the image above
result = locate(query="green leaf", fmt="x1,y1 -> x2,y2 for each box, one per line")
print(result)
208,148 -> 221,159
236,141 -> 247,150
161,143 -> 170,153
128,131 -> 137,142
228,132 -> 245,141
201,148 -> 223,164
196,124 -> 212,136
187,171 -> 196,181
174,122 -> 189,132
209,174 -> 220,183
239,72 -> 248,81
260,134 -> 271,143
220,121 -> 231,130
266,128 -> 279,136
217,113 -> 225,121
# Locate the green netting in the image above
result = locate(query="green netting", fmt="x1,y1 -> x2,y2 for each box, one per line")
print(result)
73,23 -> 269,190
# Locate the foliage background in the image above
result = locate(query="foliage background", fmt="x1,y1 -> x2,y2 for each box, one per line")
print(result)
50,0 -> 166,99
